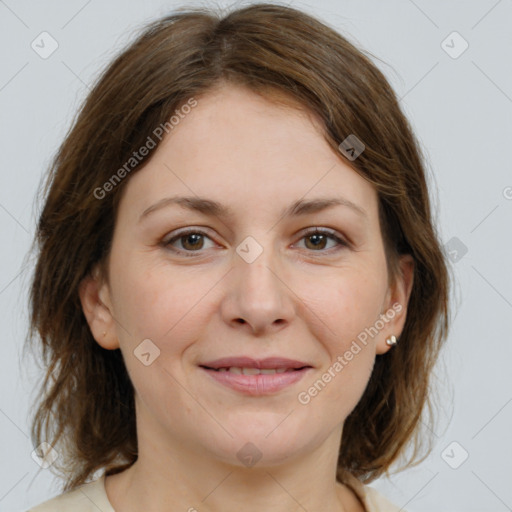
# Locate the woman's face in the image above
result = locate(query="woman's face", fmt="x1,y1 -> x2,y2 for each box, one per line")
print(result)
82,83 -> 413,468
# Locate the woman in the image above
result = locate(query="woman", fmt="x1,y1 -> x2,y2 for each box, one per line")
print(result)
26,3 -> 450,511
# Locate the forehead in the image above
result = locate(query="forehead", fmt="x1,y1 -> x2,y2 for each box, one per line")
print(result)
118,84 -> 379,225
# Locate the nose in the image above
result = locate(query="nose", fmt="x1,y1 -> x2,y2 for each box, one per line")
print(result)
220,247 -> 296,337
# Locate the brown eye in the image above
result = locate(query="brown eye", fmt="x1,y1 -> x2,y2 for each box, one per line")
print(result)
179,233 -> 205,251
163,229 -> 215,256
297,228 -> 348,252
304,232 -> 328,250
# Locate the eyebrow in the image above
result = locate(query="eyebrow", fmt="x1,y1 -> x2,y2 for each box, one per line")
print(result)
138,195 -> 368,223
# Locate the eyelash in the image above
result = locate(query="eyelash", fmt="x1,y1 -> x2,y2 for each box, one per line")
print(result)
162,227 -> 349,258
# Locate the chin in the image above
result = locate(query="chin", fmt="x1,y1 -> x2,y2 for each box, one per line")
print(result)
198,414 -> 320,467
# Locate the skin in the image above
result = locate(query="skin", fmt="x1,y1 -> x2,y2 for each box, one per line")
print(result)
80,83 -> 414,512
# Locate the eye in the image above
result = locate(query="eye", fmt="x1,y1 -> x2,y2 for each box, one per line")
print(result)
295,228 -> 349,252
162,228 -> 216,256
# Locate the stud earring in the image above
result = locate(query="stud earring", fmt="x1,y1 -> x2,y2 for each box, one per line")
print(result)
385,335 -> 397,346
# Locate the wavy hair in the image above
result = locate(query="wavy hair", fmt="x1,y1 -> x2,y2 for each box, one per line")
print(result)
25,2 -> 451,492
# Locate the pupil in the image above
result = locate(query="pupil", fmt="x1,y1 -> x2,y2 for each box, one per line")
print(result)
308,234 -> 325,249
184,234 -> 202,249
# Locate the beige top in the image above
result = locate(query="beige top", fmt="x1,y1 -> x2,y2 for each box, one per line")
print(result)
27,473 -> 406,511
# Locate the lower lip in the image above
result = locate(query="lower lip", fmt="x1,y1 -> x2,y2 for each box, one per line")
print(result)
201,367 -> 311,395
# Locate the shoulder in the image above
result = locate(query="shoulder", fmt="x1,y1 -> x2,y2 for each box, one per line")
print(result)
342,473 -> 407,512
26,475 -> 115,512
362,486 -> 405,512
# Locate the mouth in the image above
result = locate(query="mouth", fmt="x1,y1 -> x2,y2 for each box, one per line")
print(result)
202,366 -> 307,374
199,357 -> 313,395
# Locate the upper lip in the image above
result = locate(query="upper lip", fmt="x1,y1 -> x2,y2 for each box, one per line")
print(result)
200,357 -> 312,370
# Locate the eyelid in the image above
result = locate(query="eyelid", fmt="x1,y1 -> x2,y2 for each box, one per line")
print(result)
300,226 -> 348,243
162,227 -> 218,252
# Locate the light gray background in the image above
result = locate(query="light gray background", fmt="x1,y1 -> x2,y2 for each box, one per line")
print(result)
1,1 -> 511,511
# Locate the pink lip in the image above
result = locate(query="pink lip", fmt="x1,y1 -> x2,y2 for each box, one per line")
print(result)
199,357 -> 312,396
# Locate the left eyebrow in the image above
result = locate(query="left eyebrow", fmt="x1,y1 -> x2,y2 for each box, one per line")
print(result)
138,195 -> 368,223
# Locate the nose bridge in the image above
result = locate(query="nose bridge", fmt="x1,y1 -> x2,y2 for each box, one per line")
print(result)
224,234 -> 294,333
236,237 -> 283,303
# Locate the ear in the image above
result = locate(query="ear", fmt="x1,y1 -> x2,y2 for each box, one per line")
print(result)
78,265 -> 119,350
376,254 -> 415,355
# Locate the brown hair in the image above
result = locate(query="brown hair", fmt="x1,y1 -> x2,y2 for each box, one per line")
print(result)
25,2 -> 450,491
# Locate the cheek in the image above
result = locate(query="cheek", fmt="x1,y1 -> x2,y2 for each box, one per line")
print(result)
109,258 -> 212,405
110,253 -> 218,368
295,266 -> 385,408
305,264 -> 387,349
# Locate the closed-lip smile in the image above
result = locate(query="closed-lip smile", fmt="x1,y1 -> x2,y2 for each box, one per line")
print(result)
199,357 -> 313,395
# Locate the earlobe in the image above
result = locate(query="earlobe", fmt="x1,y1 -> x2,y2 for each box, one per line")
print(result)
376,254 -> 415,355
78,268 -> 119,350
